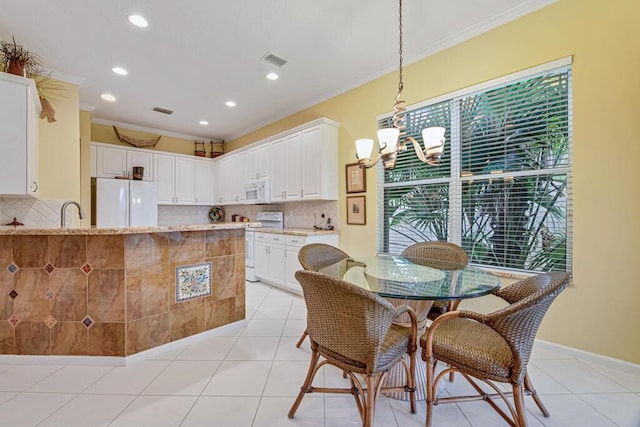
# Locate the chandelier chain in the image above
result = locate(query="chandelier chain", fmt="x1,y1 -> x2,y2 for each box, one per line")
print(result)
393,0 -> 407,145
398,0 -> 404,92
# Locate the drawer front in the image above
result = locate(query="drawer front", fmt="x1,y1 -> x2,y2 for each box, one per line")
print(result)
255,233 -> 269,242
286,236 -> 305,247
269,234 -> 285,244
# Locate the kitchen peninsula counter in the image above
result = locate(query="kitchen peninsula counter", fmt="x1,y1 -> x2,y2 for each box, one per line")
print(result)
0,224 -> 254,357
0,222 -> 261,235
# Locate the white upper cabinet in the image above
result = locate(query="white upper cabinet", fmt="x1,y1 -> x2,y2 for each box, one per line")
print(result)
155,153 -> 175,204
94,143 -> 153,181
96,145 -> 126,178
257,143 -> 270,180
174,156 -> 195,204
264,119 -> 339,202
300,123 -> 338,200
194,159 -> 212,205
127,150 -> 154,181
0,73 -> 42,197
245,144 -> 271,182
155,153 -> 198,205
245,148 -> 258,182
269,137 -> 285,202
284,133 -> 302,201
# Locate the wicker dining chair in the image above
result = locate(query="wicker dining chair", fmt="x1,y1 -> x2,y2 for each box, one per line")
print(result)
421,272 -> 571,427
289,270 -> 418,427
295,243 -> 354,348
401,241 -> 469,319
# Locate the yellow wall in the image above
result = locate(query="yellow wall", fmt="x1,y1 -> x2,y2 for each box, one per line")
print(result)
79,110 -> 92,226
91,123 -> 197,156
38,80 -> 80,201
227,0 -> 640,363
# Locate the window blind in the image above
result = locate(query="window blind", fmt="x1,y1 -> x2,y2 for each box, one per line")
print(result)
378,62 -> 572,273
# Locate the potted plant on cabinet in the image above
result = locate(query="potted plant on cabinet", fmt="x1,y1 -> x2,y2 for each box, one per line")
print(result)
0,35 -> 59,122
0,35 -> 42,77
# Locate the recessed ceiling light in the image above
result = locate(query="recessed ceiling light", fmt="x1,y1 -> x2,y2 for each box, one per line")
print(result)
101,93 -> 117,102
127,14 -> 149,28
112,67 -> 128,75
266,72 -> 279,81
199,120 -> 209,125
225,101 -> 236,107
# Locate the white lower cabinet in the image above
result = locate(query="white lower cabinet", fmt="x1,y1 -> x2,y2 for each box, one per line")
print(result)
254,232 -> 339,295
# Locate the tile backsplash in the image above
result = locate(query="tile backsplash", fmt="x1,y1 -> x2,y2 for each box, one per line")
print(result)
158,205 -> 211,226
0,198 -> 72,227
1,197 -> 340,229
220,200 -> 339,229
159,200 -> 339,229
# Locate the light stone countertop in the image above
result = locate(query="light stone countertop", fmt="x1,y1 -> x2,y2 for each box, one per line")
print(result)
0,222 -> 261,236
248,227 -> 339,236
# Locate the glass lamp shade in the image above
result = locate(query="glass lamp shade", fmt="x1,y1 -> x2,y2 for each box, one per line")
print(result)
422,127 -> 446,156
355,138 -> 375,160
377,128 -> 400,155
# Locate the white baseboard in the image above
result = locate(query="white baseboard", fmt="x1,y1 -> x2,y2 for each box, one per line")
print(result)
535,339 -> 640,376
0,320 -> 247,367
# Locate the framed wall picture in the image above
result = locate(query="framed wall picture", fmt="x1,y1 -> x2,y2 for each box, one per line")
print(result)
345,162 -> 366,193
346,195 -> 366,225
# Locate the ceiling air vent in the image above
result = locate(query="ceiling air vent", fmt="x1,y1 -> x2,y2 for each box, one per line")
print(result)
262,52 -> 287,67
152,107 -> 174,115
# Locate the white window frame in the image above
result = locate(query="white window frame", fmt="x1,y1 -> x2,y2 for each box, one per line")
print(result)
377,57 -> 573,274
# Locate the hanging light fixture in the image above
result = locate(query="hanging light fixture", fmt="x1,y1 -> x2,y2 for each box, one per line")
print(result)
356,0 -> 446,170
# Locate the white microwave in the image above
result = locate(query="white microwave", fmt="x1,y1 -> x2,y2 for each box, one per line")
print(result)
244,179 -> 271,204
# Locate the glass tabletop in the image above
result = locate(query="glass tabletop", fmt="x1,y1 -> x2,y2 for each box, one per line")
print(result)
317,254 -> 501,301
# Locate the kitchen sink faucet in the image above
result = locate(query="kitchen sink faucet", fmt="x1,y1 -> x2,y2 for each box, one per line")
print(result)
61,200 -> 85,228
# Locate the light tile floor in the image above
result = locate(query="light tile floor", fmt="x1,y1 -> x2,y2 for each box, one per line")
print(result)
0,282 -> 638,426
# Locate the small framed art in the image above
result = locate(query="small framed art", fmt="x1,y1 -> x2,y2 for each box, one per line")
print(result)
345,162 -> 366,193
346,195 -> 366,225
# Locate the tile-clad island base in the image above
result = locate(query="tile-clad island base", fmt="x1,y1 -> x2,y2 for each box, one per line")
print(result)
0,224 -> 253,357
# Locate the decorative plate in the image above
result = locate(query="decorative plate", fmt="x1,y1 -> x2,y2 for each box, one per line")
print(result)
208,207 -> 224,222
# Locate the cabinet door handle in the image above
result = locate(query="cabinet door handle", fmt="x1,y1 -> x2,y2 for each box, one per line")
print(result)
301,189 -> 304,197
32,181 -> 38,192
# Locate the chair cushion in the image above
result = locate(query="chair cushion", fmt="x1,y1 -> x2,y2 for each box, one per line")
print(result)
421,317 -> 513,381
318,324 -> 411,375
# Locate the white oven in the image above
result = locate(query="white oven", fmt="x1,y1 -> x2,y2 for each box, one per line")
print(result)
245,211 -> 284,282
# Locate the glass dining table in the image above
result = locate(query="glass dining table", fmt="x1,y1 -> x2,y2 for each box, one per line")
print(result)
315,253 -> 502,400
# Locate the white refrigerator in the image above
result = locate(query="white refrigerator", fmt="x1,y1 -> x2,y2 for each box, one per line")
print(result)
95,178 -> 158,228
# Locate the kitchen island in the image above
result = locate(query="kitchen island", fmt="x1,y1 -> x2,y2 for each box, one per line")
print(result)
0,223 -> 257,358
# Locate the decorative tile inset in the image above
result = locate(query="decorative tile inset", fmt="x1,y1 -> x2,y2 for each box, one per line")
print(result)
44,262 -> 55,274
8,315 -> 20,327
176,262 -> 212,302
44,315 -> 57,329
82,315 -> 94,329
45,290 -> 55,300
9,289 -> 18,299
7,263 -> 17,274
81,263 -> 92,275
